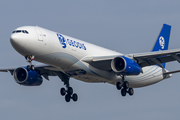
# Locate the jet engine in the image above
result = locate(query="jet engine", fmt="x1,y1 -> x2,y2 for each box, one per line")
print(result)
111,56 -> 141,75
13,67 -> 43,86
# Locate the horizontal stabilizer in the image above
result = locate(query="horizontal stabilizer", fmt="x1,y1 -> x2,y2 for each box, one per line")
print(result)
163,69 -> 180,75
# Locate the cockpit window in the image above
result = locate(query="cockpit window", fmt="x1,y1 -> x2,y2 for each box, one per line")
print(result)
16,30 -> 21,33
12,30 -> 29,34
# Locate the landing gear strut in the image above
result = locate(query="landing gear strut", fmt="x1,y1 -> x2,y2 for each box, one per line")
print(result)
58,72 -> 78,102
116,75 -> 134,97
25,55 -> 35,71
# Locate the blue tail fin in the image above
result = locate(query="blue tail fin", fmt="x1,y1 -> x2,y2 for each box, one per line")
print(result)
152,24 -> 171,68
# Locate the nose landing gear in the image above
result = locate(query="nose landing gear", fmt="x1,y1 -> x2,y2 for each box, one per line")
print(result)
25,55 -> 35,71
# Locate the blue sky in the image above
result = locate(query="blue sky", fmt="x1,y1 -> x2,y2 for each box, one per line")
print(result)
0,0 -> 180,120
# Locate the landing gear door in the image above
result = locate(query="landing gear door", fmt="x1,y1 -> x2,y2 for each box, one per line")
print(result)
34,27 -> 43,41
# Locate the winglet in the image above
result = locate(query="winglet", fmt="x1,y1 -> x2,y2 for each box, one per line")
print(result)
151,24 -> 171,68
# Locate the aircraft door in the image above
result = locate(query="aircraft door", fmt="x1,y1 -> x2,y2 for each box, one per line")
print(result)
34,27 -> 43,42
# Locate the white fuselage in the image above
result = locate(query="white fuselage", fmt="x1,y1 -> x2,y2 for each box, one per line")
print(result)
10,26 -> 170,88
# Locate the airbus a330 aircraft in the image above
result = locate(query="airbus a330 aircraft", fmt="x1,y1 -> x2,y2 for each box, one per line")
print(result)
1,24 -> 180,102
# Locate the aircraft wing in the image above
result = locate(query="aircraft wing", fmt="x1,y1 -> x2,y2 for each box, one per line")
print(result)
82,48 -> 180,70
132,48 -> 180,67
0,64 -> 62,80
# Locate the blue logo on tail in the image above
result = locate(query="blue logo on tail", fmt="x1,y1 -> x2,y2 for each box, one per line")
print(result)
159,36 -> 165,49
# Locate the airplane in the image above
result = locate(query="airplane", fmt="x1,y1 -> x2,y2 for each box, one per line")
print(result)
1,23 -> 180,102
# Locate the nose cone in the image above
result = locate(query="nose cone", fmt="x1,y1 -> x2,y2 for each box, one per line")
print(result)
10,34 -> 19,45
10,33 -> 26,54
10,33 -> 21,49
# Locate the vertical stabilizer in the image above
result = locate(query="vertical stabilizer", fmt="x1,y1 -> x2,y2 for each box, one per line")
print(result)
151,24 -> 171,68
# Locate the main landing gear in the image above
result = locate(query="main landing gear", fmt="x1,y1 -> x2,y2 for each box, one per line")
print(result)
25,55 -> 35,71
116,75 -> 134,97
58,72 -> 78,102
60,87 -> 78,102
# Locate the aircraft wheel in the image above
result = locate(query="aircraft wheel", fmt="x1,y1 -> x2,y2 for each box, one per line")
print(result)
60,88 -> 66,96
30,65 -> 35,71
68,87 -> 73,95
116,82 -> 121,90
128,88 -> 134,96
124,81 -> 129,89
65,94 -> 71,102
121,88 -> 126,97
27,65 -> 31,71
72,93 -> 78,102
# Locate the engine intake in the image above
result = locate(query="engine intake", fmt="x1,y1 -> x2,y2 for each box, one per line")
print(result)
111,56 -> 141,75
13,67 -> 43,86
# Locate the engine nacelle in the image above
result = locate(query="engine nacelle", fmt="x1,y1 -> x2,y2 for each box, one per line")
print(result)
13,67 -> 43,86
111,56 -> 141,75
